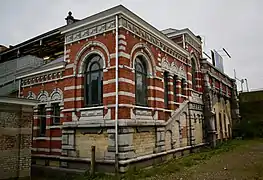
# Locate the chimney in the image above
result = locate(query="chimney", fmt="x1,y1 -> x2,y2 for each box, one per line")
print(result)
65,11 -> 75,25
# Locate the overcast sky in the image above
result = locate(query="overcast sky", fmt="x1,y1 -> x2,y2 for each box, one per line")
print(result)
1,0 -> 262,90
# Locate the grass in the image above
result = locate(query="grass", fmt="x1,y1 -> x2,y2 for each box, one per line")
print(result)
70,139 -> 253,180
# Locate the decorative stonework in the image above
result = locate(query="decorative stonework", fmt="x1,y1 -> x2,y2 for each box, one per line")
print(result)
37,91 -> 49,102
119,18 -> 188,64
21,71 -> 63,88
79,107 -> 104,121
161,58 -> 187,78
65,20 -> 116,44
27,91 -> 36,100
50,88 -> 63,101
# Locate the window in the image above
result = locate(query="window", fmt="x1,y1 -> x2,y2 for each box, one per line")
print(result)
181,79 -> 186,95
135,56 -> 147,106
173,75 -> 177,102
52,103 -> 60,125
39,105 -> 46,136
164,72 -> 169,108
85,55 -> 103,106
191,58 -> 197,90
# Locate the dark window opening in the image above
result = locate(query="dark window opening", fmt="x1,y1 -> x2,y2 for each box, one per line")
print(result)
52,103 -> 60,125
191,58 -> 197,90
135,56 -> 148,106
85,55 -> 103,106
173,75 -> 177,102
39,105 -> 46,136
164,72 -> 169,108
181,79 -> 186,96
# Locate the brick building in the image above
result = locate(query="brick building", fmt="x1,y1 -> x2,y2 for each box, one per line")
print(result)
0,97 -> 36,179
0,5 -> 239,173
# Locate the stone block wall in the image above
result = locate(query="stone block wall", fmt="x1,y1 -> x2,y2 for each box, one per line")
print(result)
75,130 -> 108,159
133,131 -> 155,157
0,98 -> 35,180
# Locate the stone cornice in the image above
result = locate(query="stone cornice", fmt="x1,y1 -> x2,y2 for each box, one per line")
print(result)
62,5 -> 189,62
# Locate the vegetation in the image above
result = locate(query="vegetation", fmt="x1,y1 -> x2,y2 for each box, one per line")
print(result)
71,140 -> 249,180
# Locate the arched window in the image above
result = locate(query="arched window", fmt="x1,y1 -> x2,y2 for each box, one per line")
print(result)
135,56 -> 147,106
191,58 -> 197,90
181,78 -> 186,96
173,75 -> 177,102
164,72 -> 169,108
85,55 -> 103,106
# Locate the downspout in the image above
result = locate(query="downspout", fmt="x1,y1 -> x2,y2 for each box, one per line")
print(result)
18,79 -> 21,98
115,15 -> 119,175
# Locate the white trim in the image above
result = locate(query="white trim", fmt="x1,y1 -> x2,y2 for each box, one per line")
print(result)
168,82 -> 173,85
104,78 -> 135,85
119,39 -> 127,46
77,106 -> 104,112
65,63 -> 74,69
147,86 -> 164,92
103,91 -> 135,98
64,85 -> 84,90
31,148 -> 61,153
61,108 -> 75,112
187,72 -> 192,76
33,137 -> 62,141
110,52 -> 131,59
118,34 -> 126,39
168,91 -> 174,95
119,45 -> 126,51
16,65 -> 64,79
62,75 -> 75,79
64,97 -> 84,102
148,97 -> 164,102
103,92 -> 116,98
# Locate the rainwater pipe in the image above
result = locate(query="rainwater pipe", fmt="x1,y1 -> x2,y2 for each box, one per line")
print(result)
114,15 -> 119,174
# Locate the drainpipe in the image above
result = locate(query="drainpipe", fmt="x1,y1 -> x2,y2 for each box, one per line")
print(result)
18,79 -> 21,98
115,15 -> 119,175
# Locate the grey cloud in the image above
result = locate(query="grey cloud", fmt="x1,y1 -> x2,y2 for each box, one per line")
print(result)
0,0 -> 262,90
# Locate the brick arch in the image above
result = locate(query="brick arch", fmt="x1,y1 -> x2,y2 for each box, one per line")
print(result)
50,88 -> 63,101
190,53 -> 200,71
78,50 -> 106,74
130,43 -> 156,76
37,90 -> 49,102
73,41 -> 109,75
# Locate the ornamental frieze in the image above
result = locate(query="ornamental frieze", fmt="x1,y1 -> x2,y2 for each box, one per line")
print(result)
161,57 -> 187,78
65,20 -> 116,44
21,71 -> 63,87
119,18 -> 188,64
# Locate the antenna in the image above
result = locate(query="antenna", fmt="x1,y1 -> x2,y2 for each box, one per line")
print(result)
223,48 -> 231,58
203,52 -> 211,59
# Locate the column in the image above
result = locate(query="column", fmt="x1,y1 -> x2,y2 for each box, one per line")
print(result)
176,78 -> 182,103
167,74 -> 175,110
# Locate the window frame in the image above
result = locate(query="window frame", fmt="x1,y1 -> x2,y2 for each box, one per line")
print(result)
52,103 -> 60,125
84,55 -> 103,107
191,58 -> 197,90
173,75 -> 177,102
135,56 -> 148,106
38,104 -> 46,137
164,71 -> 169,108
181,78 -> 186,96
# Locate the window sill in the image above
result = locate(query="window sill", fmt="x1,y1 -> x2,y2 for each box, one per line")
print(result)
34,137 -> 46,140
77,105 -> 104,112
134,105 -> 153,110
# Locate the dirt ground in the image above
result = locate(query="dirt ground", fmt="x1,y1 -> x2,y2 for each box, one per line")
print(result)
143,140 -> 263,180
